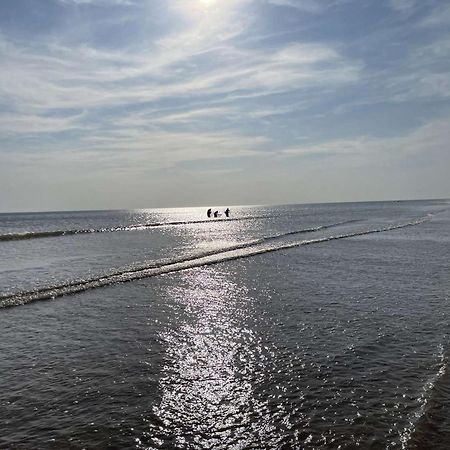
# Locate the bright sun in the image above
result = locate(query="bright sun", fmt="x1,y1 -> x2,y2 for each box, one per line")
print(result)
199,0 -> 217,7
179,0 -> 229,20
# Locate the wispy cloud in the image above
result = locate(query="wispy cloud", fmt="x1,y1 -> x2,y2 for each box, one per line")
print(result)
279,116 -> 450,168
267,0 -> 349,13
2,128 -> 268,174
0,3 -> 361,142
57,0 -> 136,5
267,0 -> 324,13
0,0 -> 449,209
421,2 -> 450,27
0,112 -> 85,134
388,0 -> 417,12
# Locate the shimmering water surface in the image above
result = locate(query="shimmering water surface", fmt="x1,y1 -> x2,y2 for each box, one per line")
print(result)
1,200 -> 449,449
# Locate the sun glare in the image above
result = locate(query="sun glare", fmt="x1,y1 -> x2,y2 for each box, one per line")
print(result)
170,0 -> 238,25
180,0 -> 225,20
199,0 -> 217,6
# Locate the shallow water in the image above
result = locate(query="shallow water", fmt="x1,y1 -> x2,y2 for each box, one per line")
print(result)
1,200 -> 449,449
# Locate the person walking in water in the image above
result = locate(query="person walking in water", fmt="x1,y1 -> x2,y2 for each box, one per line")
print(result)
224,208 -> 230,217
207,208 -> 212,218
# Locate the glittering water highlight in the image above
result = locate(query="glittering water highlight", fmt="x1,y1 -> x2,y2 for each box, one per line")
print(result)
1,200 -> 449,449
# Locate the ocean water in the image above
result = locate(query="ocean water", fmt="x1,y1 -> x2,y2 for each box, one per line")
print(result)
1,200 -> 449,449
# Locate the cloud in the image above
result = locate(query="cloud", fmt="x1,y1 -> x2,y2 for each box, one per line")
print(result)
1,0 -> 449,210
0,112 -> 84,134
279,116 -> 450,168
0,12 -> 360,140
377,35 -> 450,103
267,0 -> 349,13
267,0 -> 323,13
0,0 -> 361,198
134,106 -> 239,125
421,2 -> 450,28
1,128 -> 268,176
57,0 -> 136,5
388,0 -> 417,12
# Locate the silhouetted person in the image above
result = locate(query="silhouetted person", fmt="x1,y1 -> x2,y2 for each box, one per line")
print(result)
224,208 -> 230,217
207,208 -> 212,218
214,211 -> 219,218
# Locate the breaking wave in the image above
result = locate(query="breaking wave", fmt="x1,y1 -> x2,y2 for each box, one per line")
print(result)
0,216 -> 430,309
0,215 -> 271,242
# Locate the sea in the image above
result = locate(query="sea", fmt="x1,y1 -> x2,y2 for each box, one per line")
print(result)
1,199 -> 449,449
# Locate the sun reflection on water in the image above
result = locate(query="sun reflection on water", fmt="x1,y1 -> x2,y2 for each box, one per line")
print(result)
143,266 -> 276,448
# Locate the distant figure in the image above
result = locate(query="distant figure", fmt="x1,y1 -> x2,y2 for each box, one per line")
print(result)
207,208 -> 212,218
214,211 -> 220,218
224,208 -> 230,218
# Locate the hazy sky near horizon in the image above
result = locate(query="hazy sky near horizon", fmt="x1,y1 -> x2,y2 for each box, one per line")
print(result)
1,0 -> 449,211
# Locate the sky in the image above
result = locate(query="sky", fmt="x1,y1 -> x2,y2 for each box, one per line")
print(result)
0,0 -> 449,212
